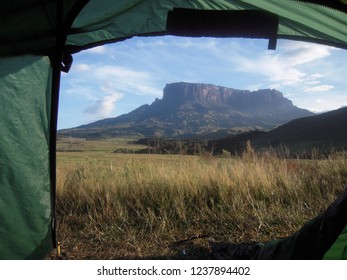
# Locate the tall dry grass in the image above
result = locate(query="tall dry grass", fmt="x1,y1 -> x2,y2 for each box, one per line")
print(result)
53,150 -> 347,259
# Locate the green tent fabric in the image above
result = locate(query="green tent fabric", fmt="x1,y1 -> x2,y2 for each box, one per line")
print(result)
324,225 -> 347,259
0,55 -> 53,259
2,0 -> 347,57
1,0 -> 347,259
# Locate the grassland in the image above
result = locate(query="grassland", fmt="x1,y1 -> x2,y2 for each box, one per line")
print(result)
49,138 -> 347,259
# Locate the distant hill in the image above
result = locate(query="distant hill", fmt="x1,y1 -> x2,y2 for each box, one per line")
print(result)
58,82 -> 314,139
210,107 -> 347,156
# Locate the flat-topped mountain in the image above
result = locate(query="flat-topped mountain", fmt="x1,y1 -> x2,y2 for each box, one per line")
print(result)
59,82 -> 314,139
162,83 -> 295,115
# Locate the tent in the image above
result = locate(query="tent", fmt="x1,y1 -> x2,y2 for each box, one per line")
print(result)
1,0 -> 347,260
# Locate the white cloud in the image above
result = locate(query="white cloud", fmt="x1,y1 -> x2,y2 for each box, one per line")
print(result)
234,52 -> 306,87
304,85 -> 335,93
308,73 -> 323,79
292,84 -> 347,113
133,84 -> 162,97
173,37 -> 218,51
74,63 -> 90,72
304,80 -> 321,85
63,61 -> 163,120
230,40 -> 334,90
100,82 -> 123,96
136,39 -> 168,48
94,65 -> 162,97
84,45 -> 106,54
280,41 -> 332,66
84,92 -> 123,118
246,83 -> 264,91
95,65 -> 150,81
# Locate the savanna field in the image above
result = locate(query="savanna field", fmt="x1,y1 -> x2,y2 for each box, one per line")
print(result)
47,138 -> 347,259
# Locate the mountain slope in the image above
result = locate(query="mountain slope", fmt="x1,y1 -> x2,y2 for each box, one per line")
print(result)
252,106 -> 347,152
210,107 -> 347,155
59,82 -> 314,139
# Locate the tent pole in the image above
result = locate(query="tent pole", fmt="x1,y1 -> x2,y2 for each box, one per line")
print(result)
49,55 -> 61,249
49,0 -> 91,251
48,0 -> 64,250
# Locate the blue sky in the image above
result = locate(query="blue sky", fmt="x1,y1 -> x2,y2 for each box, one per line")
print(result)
59,36 -> 347,129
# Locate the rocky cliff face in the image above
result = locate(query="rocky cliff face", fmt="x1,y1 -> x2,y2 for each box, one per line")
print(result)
161,82 -> 294,114
59,82 -> 314,139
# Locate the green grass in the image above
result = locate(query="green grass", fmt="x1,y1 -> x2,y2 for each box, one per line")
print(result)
49,138 -> 347,259
57,137 -> 146,153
